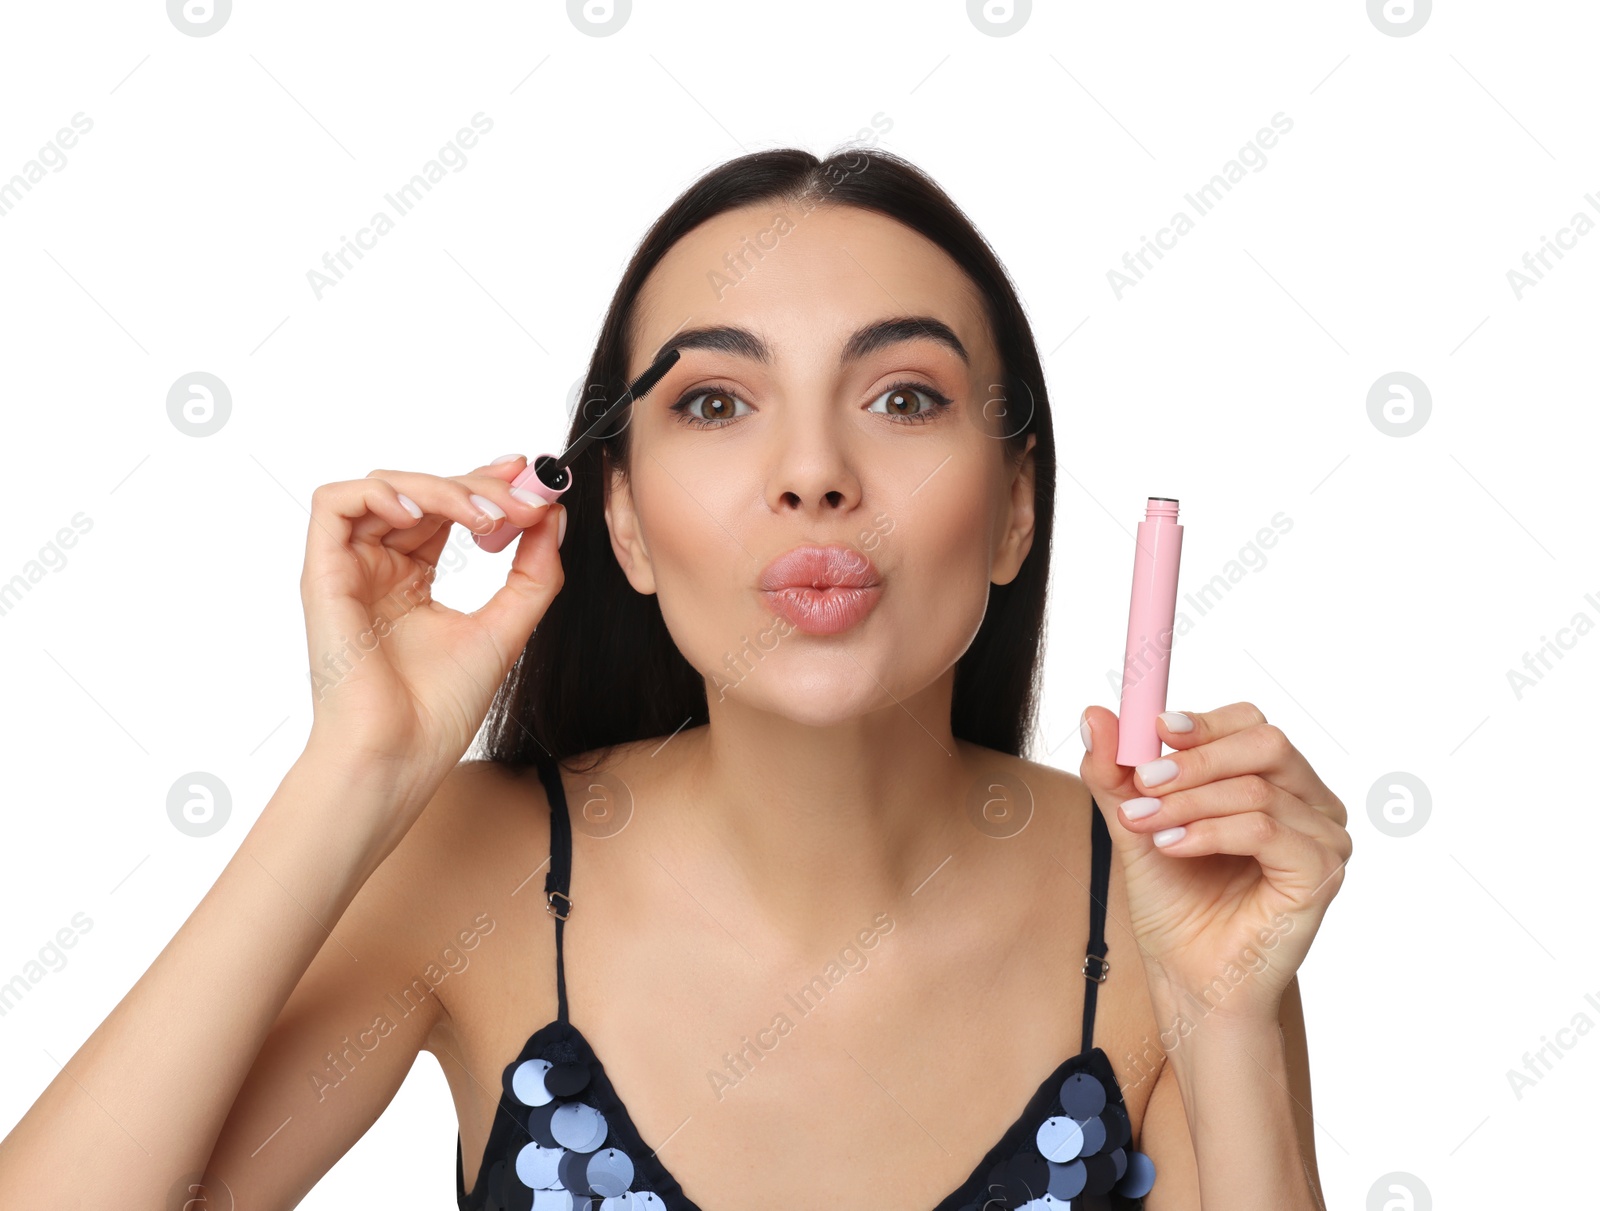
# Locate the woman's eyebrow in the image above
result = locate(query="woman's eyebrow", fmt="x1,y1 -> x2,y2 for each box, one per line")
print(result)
652,316 -> 969,367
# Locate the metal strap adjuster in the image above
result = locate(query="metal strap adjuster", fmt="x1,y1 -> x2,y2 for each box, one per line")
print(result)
545,889 -> 572,921
1082,953 -> 1110,983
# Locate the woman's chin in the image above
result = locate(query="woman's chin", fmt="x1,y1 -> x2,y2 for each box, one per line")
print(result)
707,670 -> 892,727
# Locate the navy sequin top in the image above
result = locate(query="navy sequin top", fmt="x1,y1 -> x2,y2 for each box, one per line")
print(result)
456,753 -> 1157,1210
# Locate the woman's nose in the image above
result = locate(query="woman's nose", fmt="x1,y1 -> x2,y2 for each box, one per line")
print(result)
763,406 -> 863,515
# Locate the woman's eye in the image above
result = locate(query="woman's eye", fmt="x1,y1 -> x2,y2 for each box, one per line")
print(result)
670,387 -> 751,427
669,381 -> 954,428
868,381 -> 954,424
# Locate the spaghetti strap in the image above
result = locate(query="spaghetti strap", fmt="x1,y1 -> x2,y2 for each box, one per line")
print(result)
534,754 -> 1111,1049
1081,796 -> 1112,1054
457,772 -> 1162,1211
534,751 -> 573,1025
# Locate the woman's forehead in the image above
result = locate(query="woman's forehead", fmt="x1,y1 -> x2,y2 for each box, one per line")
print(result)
633,203 -> 992,371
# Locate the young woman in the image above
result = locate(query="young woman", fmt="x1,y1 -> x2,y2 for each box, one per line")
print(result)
0,147 -> 1349,1210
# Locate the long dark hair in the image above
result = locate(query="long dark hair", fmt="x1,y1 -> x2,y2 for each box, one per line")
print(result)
479,146 -> 1056,774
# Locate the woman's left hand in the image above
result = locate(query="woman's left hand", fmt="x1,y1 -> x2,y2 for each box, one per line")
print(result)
1078,701 -> 1352,1029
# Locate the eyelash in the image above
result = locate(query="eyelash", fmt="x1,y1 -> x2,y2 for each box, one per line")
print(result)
667,380 -> 955,429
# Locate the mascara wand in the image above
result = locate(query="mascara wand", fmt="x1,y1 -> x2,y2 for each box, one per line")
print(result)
474,346 -> 682,552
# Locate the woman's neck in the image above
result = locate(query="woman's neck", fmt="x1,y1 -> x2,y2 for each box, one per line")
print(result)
662,692 -> 982,956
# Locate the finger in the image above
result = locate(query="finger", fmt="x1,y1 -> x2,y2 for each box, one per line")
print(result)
470,503 -> 566,659
473,453 -> 528,479
1131,808 -> 1350,904
1077,705 -> 1150,854
368,505 -> 449,555
451,469 -> 555,535
308,477 -> 432,557
302,480 -> 434,658
343,470 -> 457,546
1158,707 -> 1347,829
462,462 -> 557,551
354,469 -> 552,546
379,457 -> 527,555
396,517 -> 457,566
1116,774 -> 1353,862
1151,701 -> 1268,748
1132,718 -> 1341,824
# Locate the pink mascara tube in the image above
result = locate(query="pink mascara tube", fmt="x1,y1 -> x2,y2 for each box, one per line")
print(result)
1115,498 -> 1184,767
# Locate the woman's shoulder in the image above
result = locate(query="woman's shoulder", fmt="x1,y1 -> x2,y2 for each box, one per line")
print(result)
399,758 -> 559,1050
427,737 -> 660,855
374,759 -> 555,962
962,742 -> 1090,790
415,757 -> 553,863
955,739 -> 1096,845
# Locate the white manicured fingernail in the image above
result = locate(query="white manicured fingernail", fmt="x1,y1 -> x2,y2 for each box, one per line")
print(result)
557,507 -> 568,548
469,493 -> 505,521
1153,826 -> 1187,847
510,488 -> 549,509
396,493 -> 423,519
490,452 -> 523,465
1137,758 -> 1179,787
1079,716 -> 1092,753
1158,711 -> 1193,732
1123,797 -> 1161,820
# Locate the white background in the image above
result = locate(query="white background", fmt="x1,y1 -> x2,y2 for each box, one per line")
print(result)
1,2 -> 1593,1208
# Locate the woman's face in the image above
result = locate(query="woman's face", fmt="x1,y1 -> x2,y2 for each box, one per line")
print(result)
604,199 -> 1037,727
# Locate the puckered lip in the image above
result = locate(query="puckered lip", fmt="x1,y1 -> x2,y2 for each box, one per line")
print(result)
758,543 -> 881,591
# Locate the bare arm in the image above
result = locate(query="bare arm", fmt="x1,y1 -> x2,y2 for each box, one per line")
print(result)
0,744 -> 453,1206
199,757 -> 512,1208
1140,974 -> 1324,1210
1,455 -> 563,1207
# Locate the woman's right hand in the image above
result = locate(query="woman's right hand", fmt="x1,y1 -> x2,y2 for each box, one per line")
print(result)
298,454 -> 564,790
